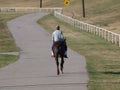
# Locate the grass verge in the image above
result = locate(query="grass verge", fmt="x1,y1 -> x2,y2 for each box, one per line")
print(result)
0,13 -> 23,68
38,13 -> 120,90
0,54 -> 19,68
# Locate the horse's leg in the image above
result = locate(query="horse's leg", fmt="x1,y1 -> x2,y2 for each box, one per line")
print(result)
60,56 -> 64,74
55,56 -> 60,75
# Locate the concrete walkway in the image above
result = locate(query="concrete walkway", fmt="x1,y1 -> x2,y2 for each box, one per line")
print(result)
0,13 -> 89,90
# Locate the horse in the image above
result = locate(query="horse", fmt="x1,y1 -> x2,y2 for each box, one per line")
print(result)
52,40 -> 66,75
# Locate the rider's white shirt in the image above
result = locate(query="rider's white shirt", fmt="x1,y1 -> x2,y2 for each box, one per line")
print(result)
53,30 -> 64,42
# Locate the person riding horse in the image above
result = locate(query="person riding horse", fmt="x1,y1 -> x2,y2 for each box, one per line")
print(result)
51,25 -> 68,58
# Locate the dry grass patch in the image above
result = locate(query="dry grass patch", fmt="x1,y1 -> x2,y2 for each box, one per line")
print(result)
0,13 -> 23,68
0,0 -> 39,7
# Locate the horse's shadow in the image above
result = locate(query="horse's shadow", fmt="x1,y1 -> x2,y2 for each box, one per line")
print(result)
47,71 -> 82,77
103,71 -> 120,75
64,72 -> 81,75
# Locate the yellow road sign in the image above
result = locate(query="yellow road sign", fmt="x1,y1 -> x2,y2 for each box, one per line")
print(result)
64,0 -> 70,6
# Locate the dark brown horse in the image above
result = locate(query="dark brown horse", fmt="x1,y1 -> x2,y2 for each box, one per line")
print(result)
52,41 -> 66,75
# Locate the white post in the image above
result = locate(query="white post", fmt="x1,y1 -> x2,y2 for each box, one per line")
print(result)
114,34 -> 117,45
107,31 -> 110,41
98,28 -> 100,37
104,30 -> 106,39
119,35 -> 120,47
111,33 -> 114,43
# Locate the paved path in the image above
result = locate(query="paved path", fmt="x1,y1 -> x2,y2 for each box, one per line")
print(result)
0,13 -> 89,90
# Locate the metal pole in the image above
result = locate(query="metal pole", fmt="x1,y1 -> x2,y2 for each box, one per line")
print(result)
82,0 -> 85,17
40,0 -> 42,8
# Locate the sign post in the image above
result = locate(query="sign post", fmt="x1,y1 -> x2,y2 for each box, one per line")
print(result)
82,0 -> 85,17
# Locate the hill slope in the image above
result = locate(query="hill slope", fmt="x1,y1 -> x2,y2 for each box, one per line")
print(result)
0,0 -> 120,33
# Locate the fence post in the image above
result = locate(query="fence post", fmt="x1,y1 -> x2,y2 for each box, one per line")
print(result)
111,33 -> 114,43
104,30 -> 106,39
107,31 -> 110,41
114,34 -> 117,45
90,25 -> 93,33
99,28 -> 102,37
119,35 -> 120,47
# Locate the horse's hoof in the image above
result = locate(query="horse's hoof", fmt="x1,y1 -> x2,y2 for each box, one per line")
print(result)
57,71 -> 60,75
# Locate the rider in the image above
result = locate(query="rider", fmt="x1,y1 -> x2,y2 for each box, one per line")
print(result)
51,25 -> 68,58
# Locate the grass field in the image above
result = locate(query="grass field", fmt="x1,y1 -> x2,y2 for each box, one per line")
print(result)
0,54 -> 19,68
38,14 -> 120,90
0,14 -> 23,68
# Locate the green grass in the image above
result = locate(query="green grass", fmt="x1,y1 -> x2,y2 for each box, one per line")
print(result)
38,13 -> 120,90
0,14 -> 23,52
0,54 -> 19,68
0,13 -> 23,68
